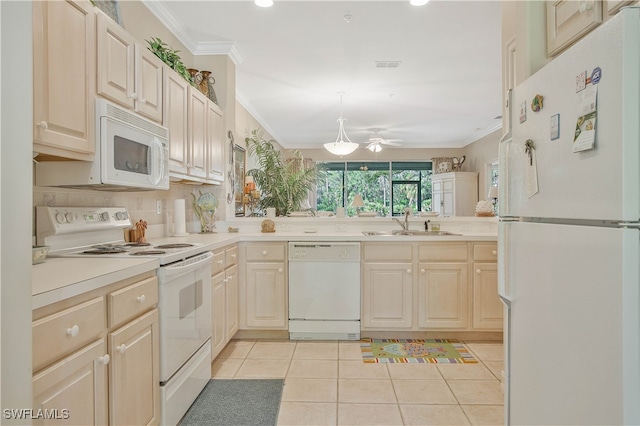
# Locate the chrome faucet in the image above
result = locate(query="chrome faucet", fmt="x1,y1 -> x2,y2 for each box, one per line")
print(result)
393,208 -> 411,231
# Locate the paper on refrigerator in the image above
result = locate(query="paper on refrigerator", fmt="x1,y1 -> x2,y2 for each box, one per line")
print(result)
573,84 -> 597,152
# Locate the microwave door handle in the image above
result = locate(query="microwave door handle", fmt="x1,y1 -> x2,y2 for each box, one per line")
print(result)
150,137 -> 164,186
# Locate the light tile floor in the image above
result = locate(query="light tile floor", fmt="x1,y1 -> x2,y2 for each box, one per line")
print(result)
211,340 -> 504,426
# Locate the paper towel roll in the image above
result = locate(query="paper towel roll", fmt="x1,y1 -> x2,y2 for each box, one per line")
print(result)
173,199 -> 188,236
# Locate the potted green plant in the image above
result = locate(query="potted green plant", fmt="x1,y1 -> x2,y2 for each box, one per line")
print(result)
146,37 -> 195,86
245,130 -> 323,217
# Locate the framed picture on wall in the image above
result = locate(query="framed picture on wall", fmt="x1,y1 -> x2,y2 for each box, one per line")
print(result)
234,145 -> 246,216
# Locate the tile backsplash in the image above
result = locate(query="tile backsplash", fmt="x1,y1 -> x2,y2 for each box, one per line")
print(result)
33,182 -> 225,238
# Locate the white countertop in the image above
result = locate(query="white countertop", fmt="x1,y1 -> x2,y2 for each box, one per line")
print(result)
33,221 -> 497,309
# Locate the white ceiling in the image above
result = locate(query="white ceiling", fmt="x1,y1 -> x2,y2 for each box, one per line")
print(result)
145,0 -> 503,150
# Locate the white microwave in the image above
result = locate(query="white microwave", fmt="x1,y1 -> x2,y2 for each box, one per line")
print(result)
36,99 -> 169,191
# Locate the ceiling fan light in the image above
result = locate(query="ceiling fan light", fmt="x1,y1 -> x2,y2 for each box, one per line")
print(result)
368,144 -> 382,152
409,0 -> 429,5
255,0 -> 273,7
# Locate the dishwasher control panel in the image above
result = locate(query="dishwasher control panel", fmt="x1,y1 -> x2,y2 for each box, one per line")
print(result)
288,242 -> 360,261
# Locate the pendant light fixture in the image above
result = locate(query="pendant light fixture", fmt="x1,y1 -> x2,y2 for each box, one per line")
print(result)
323,93 -> 359,156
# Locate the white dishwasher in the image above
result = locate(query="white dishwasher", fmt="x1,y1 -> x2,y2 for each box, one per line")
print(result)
288,242 -> 361,340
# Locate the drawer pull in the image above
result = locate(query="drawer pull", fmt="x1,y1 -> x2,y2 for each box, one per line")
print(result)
66,325 -> 80,337
99,354 -> 110,365
406,269 -> 412,274
262,250 -> 268,256
223,278 -> 228,283
137,295 -> 146,303
278,268 -> 283,273
227,275 -> 234,280
117,344 -> 127,354
492,250 -> 497,256
420,268 -> 426,273
38,121 -> 48,130
231,254 -> 237,258
476,269 -> 482,274
217,259 -> 224,265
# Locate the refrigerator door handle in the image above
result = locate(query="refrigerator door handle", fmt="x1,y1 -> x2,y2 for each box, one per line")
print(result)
498,294 -> 512,308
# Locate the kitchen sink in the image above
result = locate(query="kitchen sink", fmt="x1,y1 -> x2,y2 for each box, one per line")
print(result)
362,230 -> 461,236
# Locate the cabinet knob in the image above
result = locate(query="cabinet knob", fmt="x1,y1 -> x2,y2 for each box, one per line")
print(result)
136,295 -> 146,303
262,250 -> 268,256
38,121 -> 48,130
139,97 -> 146,104
227,275 -> 234,280
66,325 -> 79,337
217,259 -> 224,264
476,269 -> 482,274
117,344 -> 127,354
420,268 -> 426,273
231,254 -> 237,258
129,92 -> 138,100
99,354 -> 110,365
223,278 -> 228,283
492,250 -> 497,256
406,269 -> 412,274
278,268 -> 283,273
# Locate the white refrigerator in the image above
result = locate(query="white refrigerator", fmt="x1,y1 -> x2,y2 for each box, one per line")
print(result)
499,7 -> 640,425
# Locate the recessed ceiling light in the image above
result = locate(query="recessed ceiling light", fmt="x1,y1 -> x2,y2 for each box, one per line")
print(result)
255,0 -> 273,7
410,0 -> 429,6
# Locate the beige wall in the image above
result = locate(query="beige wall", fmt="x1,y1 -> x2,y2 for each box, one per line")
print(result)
462,130 -> 501,201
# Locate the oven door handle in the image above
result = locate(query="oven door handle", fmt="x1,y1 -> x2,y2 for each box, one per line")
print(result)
161,251 -> 213,279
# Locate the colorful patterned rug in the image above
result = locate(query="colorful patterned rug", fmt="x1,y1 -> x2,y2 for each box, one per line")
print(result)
360,338 -> 478,364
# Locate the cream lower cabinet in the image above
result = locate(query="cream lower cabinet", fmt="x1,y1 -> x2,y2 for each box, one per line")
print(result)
32,272 -> 159,425
211,245 -> 239,359
240,243 -> 287,329
417,263 -> 468,329
472,243 -> 502,330
33,0 -> 96,160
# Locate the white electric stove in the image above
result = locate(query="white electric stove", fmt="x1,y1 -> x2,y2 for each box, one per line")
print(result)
36,206 -> 213,426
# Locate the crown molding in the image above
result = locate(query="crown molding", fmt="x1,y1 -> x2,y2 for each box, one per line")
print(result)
462,121 -> 503,147
193,41 -> 244,65
142,0 -> 242,64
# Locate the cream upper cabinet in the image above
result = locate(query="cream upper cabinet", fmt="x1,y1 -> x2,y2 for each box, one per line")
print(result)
240,243 -> 287,329
207,101 -> 225,182
606,0 -> 636,16
431,172 -> 478,217
96,11 -> 163,123
96,11 -> 135,108
164,68 -> 189,176
547,0 -> 603,56
187,86 -> 208,179
33,0 -> 96,160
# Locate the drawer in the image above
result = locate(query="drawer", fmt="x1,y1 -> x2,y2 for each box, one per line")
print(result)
33,296 -> 106,372
473,244 -> 498,262
211,250 -> 225,275
108,276 -> 158,328
225,245 -> 238,267
246,244 -> 285,261
363,243 -> 413,261
418,243 -> 467,262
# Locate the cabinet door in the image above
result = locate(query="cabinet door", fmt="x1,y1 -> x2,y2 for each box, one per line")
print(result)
225,265 -> 239,338
607,0 -> 636,16
245,262 -> 287,328
188,87 -> 208,179
33,0 -> 95,160
134,44 -> 163,123
211,272 -> 226,359
472,263 -> 502,329
432,186 -> 443,214
418,263 -> 468,329
96,11 -> 135,108
164,69 -> 189,175
207,101 -> 224,182
32,339 -> 108,426
547,0 -> 603,56
442,190 -> 455,217
362,263 -> 413,329
109,309 -> 159,426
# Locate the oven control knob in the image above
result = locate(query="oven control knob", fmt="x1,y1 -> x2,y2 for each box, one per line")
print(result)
100,212 -> 109,222
55,213 -> 66,224
65,213 -> 75,223
115,212 -> 125,220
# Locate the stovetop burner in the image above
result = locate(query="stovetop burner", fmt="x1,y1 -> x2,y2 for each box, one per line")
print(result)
130,250 -> 167,256
82,246 -> 128,255
155,243 -> 194,249
126,242 -> 151,247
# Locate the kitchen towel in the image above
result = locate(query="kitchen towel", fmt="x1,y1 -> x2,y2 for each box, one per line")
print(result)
173,199 -> 188,236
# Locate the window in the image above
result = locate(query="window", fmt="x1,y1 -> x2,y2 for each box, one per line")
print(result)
316,161 -> 432,216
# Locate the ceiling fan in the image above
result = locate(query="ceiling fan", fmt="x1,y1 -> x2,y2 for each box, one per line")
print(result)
364,128 -> 403,152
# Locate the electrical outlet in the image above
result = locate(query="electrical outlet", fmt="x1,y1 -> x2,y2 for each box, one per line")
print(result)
156,200 -> 162,215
